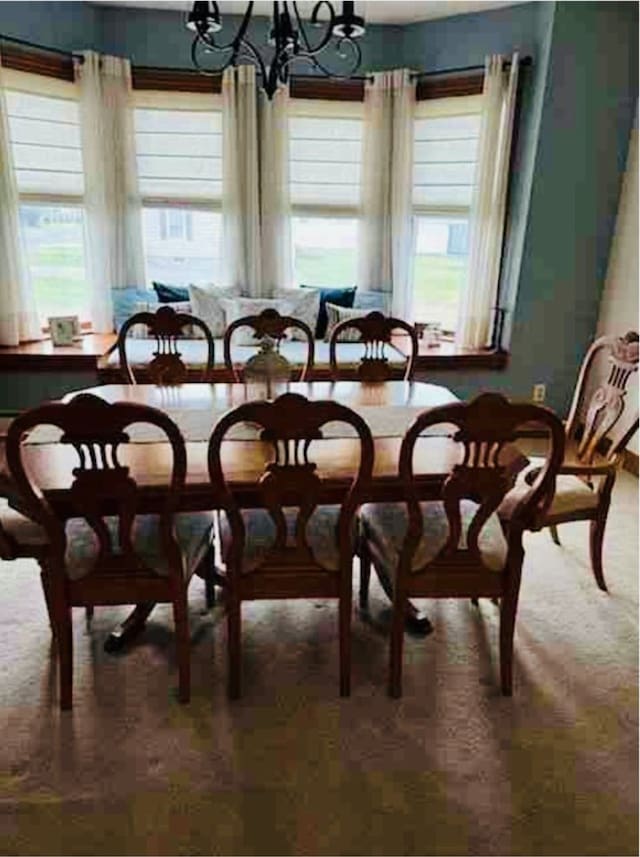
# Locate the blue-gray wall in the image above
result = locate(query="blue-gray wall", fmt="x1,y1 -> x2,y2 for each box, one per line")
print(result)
0,1 -> 637,414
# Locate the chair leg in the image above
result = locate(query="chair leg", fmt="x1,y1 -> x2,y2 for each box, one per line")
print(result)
339,586 -> 352,697
227,594 -> 241,700
56,606 -> 73,711
173,595 -> 191,704
359,551 -> 371,609
499,556 -> 524,697
39,570 -> 55,635
589,515 -> 609,592
388,593 -> 407,698
549,524 -> 561,546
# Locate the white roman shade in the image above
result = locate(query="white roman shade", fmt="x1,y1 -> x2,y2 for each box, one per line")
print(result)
289,99 -> 363,213
412,95 -> 482,214
134,90 -> 222,205
4,71 -> 84,200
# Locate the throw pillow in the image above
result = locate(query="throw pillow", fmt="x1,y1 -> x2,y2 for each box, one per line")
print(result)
300,285 -> 356,338
189,284 -> 240,338
112,287 -> 156,331
221,297 -> 294,346
324,303 -> 373,343
153,282 -> 190,303
273,288 -> 320,341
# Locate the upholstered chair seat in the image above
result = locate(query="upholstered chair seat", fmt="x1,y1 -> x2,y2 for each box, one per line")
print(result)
359,500 -> 508,584
63,512 -> 215,581
499,459 -> 599,521
219,505 -> 355,573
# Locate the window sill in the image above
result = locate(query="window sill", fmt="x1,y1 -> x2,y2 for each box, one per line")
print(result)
0,333 -> 117,372
391,335 -> 509,370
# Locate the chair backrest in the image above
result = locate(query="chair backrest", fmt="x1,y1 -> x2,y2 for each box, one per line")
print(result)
117,305 -> 215,384
6,393 -> 187,580
328,311 -> 418,381
565,331 -> 639,464
398,392 -> 565,570
223,308 -> 315,382
208,392 -> 374,574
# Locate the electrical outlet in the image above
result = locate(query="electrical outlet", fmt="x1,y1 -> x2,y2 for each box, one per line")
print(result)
532,383 -> 546,403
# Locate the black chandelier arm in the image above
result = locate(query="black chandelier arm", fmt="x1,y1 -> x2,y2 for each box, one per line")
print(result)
292,1 -> 337,57
192,0 -> 254,54
291,36 -> 362,79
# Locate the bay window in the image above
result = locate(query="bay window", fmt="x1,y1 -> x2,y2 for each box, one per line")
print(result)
288,99 -> 363,286
412,95 -> 482,333
133,90 -> 223,287
5,71 -> 89,324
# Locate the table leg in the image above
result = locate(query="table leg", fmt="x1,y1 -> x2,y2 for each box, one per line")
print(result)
104,602 -> 155,653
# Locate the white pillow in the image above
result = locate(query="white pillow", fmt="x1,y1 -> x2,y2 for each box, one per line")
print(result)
324,302 -> 372,342
273,288 -> 320,341
221,297 -> 294,346
189,284 -> 240,338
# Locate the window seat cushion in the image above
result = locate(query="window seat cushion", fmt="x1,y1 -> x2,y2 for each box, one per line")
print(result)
108,338 -> 408,369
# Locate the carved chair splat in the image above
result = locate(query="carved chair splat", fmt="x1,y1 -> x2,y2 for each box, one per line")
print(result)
117,305 -> 216,385
328,311 -> 419,382
223,308 -> 315,383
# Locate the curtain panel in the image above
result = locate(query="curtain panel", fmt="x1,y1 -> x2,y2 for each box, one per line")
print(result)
455,53 -> 519,350
358,69 -> 416,319
259,86 -> 294,295
222,65 -> 262,296
0,52 -> 41,346
77,52 -> 146,333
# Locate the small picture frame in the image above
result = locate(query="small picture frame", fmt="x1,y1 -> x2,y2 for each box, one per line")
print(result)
49,316 -> 81,347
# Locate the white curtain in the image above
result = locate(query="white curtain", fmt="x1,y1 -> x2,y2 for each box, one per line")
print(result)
77,52 -> 145,333
358,69 -> 415,319
0,53 -> 41,346
456,53 -> 519,350
222,65 -> 262,296
259,85 -> 293,295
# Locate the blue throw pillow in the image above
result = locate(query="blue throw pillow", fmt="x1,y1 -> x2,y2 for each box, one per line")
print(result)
112,287 -> 156,331
153,282 -> 190,303
300,285 -> 356,338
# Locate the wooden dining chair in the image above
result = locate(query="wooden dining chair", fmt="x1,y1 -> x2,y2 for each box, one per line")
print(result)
328,311 -> 419,382
117,305 -> 216,384
358,392 -> 565,697
499,331 -> 638,592
223,308 -> 315,382
6,394 -> 217,710
208,392 -> 374,699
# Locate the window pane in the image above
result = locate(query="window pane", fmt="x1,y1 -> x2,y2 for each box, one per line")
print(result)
412,216 -> 469,332
292,217 -> 358,286
141,207 -> 222,286
19,205 -> 89,322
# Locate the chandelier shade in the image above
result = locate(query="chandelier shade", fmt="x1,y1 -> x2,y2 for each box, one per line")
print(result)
186,1 -> 366,98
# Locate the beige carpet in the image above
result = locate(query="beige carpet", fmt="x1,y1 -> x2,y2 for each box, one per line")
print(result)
0,472 -> 637,856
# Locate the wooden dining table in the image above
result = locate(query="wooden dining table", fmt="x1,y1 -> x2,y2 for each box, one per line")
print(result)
20,380 -> 529,647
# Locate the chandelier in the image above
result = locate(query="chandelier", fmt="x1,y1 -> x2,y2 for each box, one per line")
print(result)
186,1 -> 366,98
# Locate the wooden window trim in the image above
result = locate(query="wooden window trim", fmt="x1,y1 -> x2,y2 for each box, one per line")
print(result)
131,66 -> 222,93
416,71 -> 484,100
0,44 -> 74,81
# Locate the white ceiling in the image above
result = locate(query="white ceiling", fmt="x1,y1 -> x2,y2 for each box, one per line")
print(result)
89,0 -> 526,25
